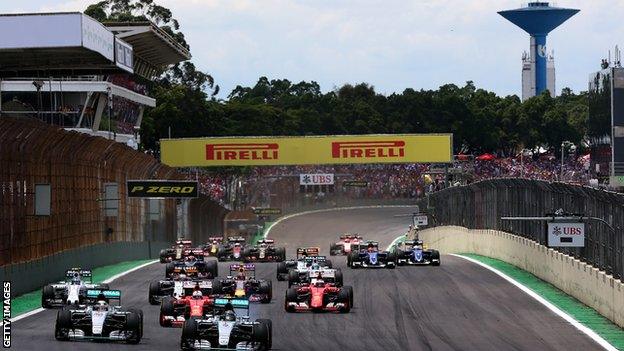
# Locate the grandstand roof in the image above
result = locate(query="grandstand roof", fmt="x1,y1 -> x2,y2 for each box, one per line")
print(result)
105,21 -> 191,78
0,12 -> 131,77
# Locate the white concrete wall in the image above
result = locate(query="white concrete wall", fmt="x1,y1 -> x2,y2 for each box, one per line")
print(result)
419,226 -> 624,328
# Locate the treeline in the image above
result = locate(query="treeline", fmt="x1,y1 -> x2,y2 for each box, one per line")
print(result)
86,0 -> 588,155
143,77 -> 588,155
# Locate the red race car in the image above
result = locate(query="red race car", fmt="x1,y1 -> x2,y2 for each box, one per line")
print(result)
329,234 -> 363,256
284,275 -> 352,313
160,288 -> 214,328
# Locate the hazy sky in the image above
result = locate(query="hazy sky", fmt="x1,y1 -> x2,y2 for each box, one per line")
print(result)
2,0 -> 623,98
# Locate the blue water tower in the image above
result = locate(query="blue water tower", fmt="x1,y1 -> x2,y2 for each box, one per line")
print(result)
499,2 -> 579,96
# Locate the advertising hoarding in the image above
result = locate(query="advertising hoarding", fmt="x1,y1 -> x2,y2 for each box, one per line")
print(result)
547,222 -> 585,247
161,134 -> 453,167
299,174 -> 334,186
126,180 -> 198,198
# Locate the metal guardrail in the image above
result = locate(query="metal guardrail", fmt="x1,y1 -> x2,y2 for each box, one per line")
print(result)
428,178 -> 624,279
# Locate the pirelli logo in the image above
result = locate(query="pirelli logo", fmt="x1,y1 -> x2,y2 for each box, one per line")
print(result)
331,141 -> 405,159
206,143 -> 279,161
127,180 -> 198,198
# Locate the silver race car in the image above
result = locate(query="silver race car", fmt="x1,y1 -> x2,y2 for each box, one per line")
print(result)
42,268 -> 110,308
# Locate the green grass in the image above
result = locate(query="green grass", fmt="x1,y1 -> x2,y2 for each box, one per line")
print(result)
251,221 -> 274,245
12,259 -> 154,317
461,253 -> 624,350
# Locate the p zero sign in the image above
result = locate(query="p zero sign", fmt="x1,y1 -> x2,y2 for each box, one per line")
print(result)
127,180 -> 198,198
300,174 -> 334,186
547,222 -> 585,247
160,134 -> 452,167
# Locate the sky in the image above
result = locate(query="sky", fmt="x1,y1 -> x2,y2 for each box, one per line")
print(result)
1,0 -> 623,99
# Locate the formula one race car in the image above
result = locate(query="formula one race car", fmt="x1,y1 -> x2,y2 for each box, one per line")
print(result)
329,234 -> 363,256
217,237 -> 247,261
54,289 -> 143,344
285,276 -> 352,313
348,241 -> 396,269
166,256 -> 218,279
160,288 -> 215,328
180,298 -> 272,351
276,247 -> 333,281
202,237 -> 223,257
243,238 -> 286,263
212,264 -> 272,303
160,240 -> 205,263
42,268 -> 110,308
394,239 -> 441,266
287,257 -> 343,288
149,277 -> 213,305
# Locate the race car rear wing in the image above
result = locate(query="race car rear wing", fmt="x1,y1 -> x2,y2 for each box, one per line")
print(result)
296,247 -> 320,258
65,269 -> 92,281
227,237 -> 246,243
304,256 -> 327,263
258,238 -> 275,244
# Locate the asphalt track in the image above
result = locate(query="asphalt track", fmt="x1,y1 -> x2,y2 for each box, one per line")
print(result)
14,207 -> 603,350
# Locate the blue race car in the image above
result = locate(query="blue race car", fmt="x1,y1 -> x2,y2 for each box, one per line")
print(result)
394,239 -> 440,266
347,241 -> 396,269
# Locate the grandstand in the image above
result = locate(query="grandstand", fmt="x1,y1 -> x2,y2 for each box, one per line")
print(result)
0,12 -> 190,147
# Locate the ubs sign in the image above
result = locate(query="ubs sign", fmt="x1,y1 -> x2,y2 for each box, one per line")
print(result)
547,222 -> 585,247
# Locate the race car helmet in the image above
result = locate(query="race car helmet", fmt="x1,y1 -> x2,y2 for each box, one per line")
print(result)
178,273 -> 188,280
71,276 -> 81,285
94,300 -> 109,312
313,279 -> 325,287
224,310 -> 236,321
310,262 -> 320,270
367,243 -> 375,252
186,255 -> 197,262
192,290 -> 203,300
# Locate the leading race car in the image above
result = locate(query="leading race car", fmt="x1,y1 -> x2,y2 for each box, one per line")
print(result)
329,234 -> 363,256
286,257 -> 342,288
149,276 -> 213,305
217,237 -> 247,262
54,289 -> 143,344
284,275 -> 352,313
348,241 -> 396,269
212,264 -> 272,303
160,288 -> 215,328
42,268 -> 110,308
202,237 -> 223,257
180,298 -> 272,351
243,238 -> 286,263
394,239 -> 441,266
160,240 -> 205,263
276,247 -> 332,281
166,256 -> 218,279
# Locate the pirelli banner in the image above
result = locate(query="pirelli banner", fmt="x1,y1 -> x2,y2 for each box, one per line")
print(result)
160,134 -> 452,167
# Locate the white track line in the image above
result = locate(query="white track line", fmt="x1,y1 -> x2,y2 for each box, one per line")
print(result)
264,205 -> 417,238
450,254 -> 617,351
11,260 -> 158,322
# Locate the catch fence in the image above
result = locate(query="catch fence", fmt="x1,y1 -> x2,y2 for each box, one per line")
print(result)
428,179 -> 624,279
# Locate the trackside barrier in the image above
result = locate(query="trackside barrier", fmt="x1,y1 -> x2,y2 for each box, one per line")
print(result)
0,240 -> 169,296
419,226 -> 624,329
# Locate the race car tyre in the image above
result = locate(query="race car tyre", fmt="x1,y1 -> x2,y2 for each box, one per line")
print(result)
325,259 -> 333,268
387,252 -> 397,269
125,310 -> 142,344
334,269 -> 344,287
212,279 -> 223,294
205,260 -> 218,278
348,252 -> 359,268
329,243 -> 338,256
285,288 -> 298,312
181,318 -> 198,351
432,250 -> 441,266
287,270 -> 299,288
41,285 -> 54,308
275,247 -> 286,262
159,249 -> 168,263
217,245 -> 227,261
165,262 -> 175,277
276,262 -> 287,281
338,287 -> 352,313
342,285 -> 354,307
253,319 -> 271,350
259,281 -> 272,303
148,281 -> 161,305
160,297 -> 175,327
54,309 -> 72,341
256,318 -> 272,349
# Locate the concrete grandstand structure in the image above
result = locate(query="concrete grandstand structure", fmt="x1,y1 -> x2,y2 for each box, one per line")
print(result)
0,12 -> 190,147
